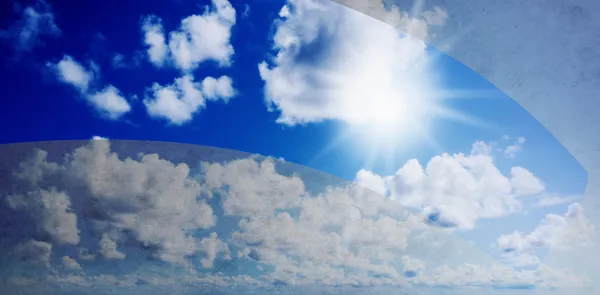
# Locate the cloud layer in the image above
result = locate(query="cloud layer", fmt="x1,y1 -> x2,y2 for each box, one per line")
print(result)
0,139 -> 594,294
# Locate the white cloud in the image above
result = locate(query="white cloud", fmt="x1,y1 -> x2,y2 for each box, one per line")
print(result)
198,232 -> 230,268
497,203 -> 595,253
510,166 -> 545,196
359,140 -> 569,229
0,1 -> 61,53
88,86 -> 132,119
354,169 -> 385,195
383,149 -> 520,229
201,76 -> 236,101
532,193 -> 576,207
6,189 -> 80,245
141,0 -> 236,71
141,15 -> 168,67
3,141 -> 595,291
14,240 -> 53,268
470,140 -> 495,156
49,55 -> 131,120
258,0 -> 447,125
10,139 -> 217,265
203,157 -> 423,285
54,55 -> 93,91
144,74 -> 235,124
98,233 -> 126,260
61,256 -> 81,270
414,262 -> 589,290
504,136 -> 526,159
500,251 -> 541,267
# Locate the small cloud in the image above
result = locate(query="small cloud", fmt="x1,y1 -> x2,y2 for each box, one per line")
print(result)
140,15 -> 168,67
88,86 -> 132,119
420,6 -> 448,26
504,136 -> 526,158
48,55 -> 132,120
510,166 -> 545,196
242,4 -> 250,18
99,233 -> 126,260
532,193 -> 577,208
78,247 -> 96,261
278,5 -> 290,18
471,140 -> 495,155
144,75 -> 235,125
111,53 -> 127,68
62,256 -> 81,270
52,55 -> 93,92
91,135 -> 108,140
140,0 -> 237,71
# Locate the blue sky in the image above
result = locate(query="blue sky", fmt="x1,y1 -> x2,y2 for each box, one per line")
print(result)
0,0 -> 595,294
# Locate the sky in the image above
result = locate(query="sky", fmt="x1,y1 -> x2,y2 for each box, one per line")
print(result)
0,0 -> 595,294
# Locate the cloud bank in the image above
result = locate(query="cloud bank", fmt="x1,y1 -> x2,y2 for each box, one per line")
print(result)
0,139 -> 593,294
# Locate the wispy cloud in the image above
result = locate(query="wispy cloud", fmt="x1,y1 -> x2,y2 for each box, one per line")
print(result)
0,0 -> 61,53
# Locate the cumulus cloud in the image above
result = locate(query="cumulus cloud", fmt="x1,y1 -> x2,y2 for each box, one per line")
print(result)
14,240 -> 53,268
497,203 -> 595,253
203,156 -> 423,285
0,0 -> 61,53
258,0 -> 447,125
141,15 -> 168,67
354,169 -> 386,195
357,140 -> 570,229
141,0 -> 236,71
6,189 -> 80,245
144,75 -> 235,124
98,233 -> 126,260
198,233 -> 230,268
54,55 -> 93,92
61,256 -> 81,270
48,55 -> 131,119
7,140 -> 217,266
510,166 -> 545,196
532,194 -> 577,208
1,140 -> 595,292
88,86 -> 133,120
